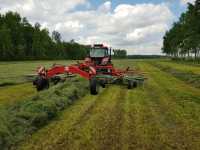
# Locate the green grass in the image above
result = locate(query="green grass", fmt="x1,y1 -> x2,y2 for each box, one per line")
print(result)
0,59 -> 199,150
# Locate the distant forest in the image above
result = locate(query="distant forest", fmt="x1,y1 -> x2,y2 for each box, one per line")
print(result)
0,12 -> 130,61
127,55 -> 166,59
0,12 -> 89,60
162,0 -> 200,60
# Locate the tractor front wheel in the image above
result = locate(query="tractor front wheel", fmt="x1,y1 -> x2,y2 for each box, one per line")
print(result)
90,77 -> 99,95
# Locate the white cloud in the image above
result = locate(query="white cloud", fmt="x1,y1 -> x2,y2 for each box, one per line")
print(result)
180,0 -> 195,4
126,24 -> 168,42
0,1 -> 174,55
76,2 -> 173,54
55,20 -> 84,33
0,0 -> 87,22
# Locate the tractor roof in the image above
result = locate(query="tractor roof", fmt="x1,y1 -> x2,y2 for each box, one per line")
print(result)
92,44 -> 108,49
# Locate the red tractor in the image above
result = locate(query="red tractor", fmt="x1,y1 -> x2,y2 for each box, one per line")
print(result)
33,44 -> 145,95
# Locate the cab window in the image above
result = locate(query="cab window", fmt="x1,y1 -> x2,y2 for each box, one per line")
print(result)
90,48 -> 107,57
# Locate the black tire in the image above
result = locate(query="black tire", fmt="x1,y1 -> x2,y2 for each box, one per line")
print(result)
90,77 -> 98,95
128,80 -> 133,89
101,83 -> 106,88
133,81 -> 137,88
33,76 -> 49,91
128,80 -> 137,89
51,76 -> 61,85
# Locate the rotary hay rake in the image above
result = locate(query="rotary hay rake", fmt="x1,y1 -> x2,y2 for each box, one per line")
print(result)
33,44 -> 147,95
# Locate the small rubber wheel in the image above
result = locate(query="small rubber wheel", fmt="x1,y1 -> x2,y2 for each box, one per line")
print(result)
90,77 -> 98,95
101,83 -> 106,88
33,76 -> 49,91
51,76 -> 61,85
128,80 -> 133,89
133,81 -> 137,88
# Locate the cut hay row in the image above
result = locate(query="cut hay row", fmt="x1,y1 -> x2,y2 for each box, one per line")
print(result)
0,78 -> 88,150
0,83 -> 36,106
151,62 -> 200,89
156,61 -> 200,75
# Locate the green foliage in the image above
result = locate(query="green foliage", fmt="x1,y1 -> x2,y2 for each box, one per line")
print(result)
0,25 -> 13,59
162,0 -> 200,60
113,49 -> 127,58
0,12 -> 88,60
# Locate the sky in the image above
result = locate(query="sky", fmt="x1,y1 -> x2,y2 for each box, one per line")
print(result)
0,0 -> 196,55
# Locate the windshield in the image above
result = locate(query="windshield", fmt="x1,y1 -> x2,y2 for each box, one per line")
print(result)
90,48 -> 107,57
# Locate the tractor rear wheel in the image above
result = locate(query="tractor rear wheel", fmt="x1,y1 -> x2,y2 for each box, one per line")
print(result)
90,77 -> 99,95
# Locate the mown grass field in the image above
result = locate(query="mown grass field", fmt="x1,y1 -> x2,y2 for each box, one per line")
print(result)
0,60 -> 75,86
0,59 -> 200,150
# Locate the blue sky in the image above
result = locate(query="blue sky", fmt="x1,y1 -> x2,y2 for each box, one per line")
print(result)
0,0 -> 194,54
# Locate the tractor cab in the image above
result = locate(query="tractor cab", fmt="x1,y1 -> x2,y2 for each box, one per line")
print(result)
89,44 -> 111,65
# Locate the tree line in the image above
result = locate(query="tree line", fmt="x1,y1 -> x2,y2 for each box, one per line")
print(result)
113,49 -> 127,58
162,0 -> 200,60
0,11 -> 89,60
